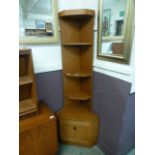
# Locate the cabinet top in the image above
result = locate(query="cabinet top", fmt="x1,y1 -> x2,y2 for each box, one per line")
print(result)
19,102 -> 55,133
19,48 -> 31,55
57,105 -> 98,122
59,9 -> 95,18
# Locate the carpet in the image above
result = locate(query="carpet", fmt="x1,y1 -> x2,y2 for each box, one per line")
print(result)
57,143 -> 105,155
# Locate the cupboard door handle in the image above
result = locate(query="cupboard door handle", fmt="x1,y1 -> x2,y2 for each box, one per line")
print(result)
49,116 -> 55,119
73,127 -> 77,130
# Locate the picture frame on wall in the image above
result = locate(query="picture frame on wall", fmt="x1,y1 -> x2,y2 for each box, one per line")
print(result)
102,9 -> 111,37
36,20 -> 45,29
19,0 -> 58,44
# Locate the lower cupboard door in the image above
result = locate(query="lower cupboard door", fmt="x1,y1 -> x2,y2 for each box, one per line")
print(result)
60,119 -> 92,146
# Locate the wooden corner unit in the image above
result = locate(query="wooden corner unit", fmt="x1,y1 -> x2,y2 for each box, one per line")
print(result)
19,48 -> 38,118
57,9 -> 99,147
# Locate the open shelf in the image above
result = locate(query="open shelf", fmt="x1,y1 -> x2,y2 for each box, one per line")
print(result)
62,46 -> 92,74
19,76 -> 33,86
59,13 -> 94,44
19,48 -> 38,118
19,99 -> 36,117
65,91 -> 91,100
19,53 -> 29,76
19,84 -> 32,101
64,76 -> 92,100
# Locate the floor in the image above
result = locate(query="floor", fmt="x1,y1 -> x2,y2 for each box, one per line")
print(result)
57,143 -> 135,155
57,143 -> 105,155
127,149 -> 135,155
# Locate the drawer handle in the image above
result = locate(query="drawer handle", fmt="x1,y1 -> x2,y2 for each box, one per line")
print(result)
73,127 -> 77,130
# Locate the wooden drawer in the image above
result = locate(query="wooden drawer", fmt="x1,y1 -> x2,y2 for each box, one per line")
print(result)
59,119 -> 98,147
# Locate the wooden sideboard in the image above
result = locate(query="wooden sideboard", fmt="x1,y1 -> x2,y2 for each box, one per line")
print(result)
19,102 -> 58,155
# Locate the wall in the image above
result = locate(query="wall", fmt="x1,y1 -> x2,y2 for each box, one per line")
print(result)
35,71 -> 64,111
117,93 -> 135,155
93,72 -> 134,155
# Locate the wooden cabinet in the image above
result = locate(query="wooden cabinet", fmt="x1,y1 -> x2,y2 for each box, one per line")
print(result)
57,10 -> 99,146
19,49 -> 58,154
19,102 -> 58,155
60,120 -> 95,146
19,49 -> 38,118
57,105 -> 98,147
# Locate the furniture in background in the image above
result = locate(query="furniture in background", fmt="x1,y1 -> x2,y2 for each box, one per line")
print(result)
19,102 -> 58,155
19,48 -> 58,155
19,49 -> 38,118
57,9 -> 99,147
112,42 -> 124,55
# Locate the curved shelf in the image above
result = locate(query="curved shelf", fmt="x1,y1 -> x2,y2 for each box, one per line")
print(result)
64,72 -> 92,77
57,105 -> 98,121
65,92 -> 91,100
62,43 -> 92,46
59,9 -> 95,18
19,76 -> 33,86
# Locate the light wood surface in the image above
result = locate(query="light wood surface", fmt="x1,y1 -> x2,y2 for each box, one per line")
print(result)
19,99 -> 36,117
19,49 -> 38,118
19,102 -> 58,155
19,76 -> 33,86
64,71 -> 92,77
59,9 -> 95,18
59,119 -> 98,147
58,9 -> 99,147
65,91 -> 91,100
62,46 -> 93,75
57,105 -> 98,121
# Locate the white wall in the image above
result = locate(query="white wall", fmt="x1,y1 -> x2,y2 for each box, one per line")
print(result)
20,0 -> 135,89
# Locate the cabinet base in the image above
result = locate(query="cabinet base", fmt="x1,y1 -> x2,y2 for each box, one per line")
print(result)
57,107 -> 99,147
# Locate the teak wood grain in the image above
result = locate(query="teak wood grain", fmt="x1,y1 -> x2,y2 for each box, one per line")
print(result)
19,99 -> 36,115
59,9 -> 95,18
58,9 -> 99,147
19,102 -> 58,155
59,119 -> 98,147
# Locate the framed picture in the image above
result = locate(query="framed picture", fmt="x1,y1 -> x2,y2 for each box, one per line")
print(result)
97,0 -> 135,64
102,9 -> 111,37
36,20 -> 45,29
19,0 -> 58,44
